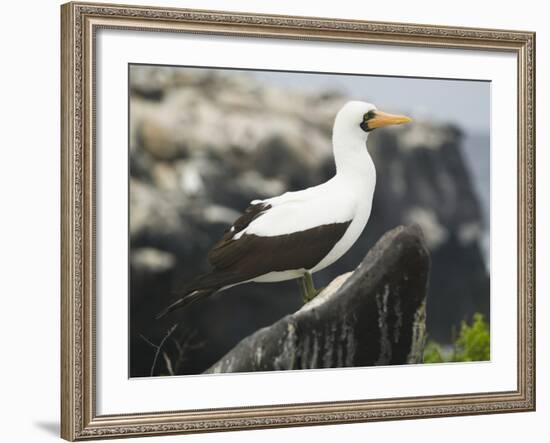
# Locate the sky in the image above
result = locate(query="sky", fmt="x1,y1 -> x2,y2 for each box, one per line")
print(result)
249,70 -> 490,135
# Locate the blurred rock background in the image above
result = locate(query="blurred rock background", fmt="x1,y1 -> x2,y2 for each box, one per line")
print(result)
129,65 -> 490,377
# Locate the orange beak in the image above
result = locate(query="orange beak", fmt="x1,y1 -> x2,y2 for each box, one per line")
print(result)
368,110 -> 412,129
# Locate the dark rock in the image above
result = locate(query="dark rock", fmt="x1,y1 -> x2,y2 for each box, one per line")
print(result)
205,225 -> 429,373
360,125 -> 489,342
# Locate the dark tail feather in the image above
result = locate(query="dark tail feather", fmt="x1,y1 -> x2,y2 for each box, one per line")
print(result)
156,270 -> 241,320
156,288 -> 215,320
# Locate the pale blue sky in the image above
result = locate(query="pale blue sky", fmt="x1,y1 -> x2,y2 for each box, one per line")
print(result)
250,70 -> 490,135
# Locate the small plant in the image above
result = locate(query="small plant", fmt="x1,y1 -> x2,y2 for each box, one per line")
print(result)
423,340 -> 446,363
454,313 -> 491,362
423,313 -> 490,363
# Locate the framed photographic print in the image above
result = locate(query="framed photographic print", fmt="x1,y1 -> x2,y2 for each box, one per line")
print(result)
60,1 -> 536,440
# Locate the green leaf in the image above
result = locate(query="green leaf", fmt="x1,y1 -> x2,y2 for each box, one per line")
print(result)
422,313 -> 490,363
423,341 -> 445,363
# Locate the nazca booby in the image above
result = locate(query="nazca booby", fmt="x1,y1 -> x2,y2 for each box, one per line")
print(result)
157,101 -> 411,318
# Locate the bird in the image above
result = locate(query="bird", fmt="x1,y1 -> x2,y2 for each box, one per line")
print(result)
157,101 -> 411,319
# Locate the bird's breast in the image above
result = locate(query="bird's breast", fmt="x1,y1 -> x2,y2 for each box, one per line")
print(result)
311,179 -> 374,273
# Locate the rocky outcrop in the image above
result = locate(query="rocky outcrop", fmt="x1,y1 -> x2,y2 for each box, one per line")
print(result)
129,66 -> 489,377
206,225 -> 429,373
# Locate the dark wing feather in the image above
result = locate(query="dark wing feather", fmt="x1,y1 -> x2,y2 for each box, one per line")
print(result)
208,202 -> 271,268
157,216 -> 352,319
207,221 -> 352,280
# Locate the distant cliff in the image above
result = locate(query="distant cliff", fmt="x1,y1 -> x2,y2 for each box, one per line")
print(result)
129,66 -> 489,377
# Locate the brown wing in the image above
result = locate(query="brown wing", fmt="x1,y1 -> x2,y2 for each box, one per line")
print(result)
157,217 -> 352,319
207,202 -> 271,267
207,221 -> 352,280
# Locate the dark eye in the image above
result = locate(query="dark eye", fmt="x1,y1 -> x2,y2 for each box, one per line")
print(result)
360,111 -> 375,133
364,110 -> 376,121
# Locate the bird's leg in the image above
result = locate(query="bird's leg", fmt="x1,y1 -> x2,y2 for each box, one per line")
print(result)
297,277 -> 308,304
299,271 -> 319,304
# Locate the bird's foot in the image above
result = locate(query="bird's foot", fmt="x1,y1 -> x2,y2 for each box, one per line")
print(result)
302,287 -> 321,304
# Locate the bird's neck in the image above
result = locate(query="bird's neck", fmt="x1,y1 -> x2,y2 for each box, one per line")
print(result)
332,129 -> 376,182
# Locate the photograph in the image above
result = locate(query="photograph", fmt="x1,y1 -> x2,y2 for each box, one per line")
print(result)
128,64 -> 491,377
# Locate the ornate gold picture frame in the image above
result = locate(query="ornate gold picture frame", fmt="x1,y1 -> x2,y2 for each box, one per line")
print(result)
61,1 -> 535,440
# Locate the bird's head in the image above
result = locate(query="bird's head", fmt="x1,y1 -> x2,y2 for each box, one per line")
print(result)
334,101 -> 412,141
